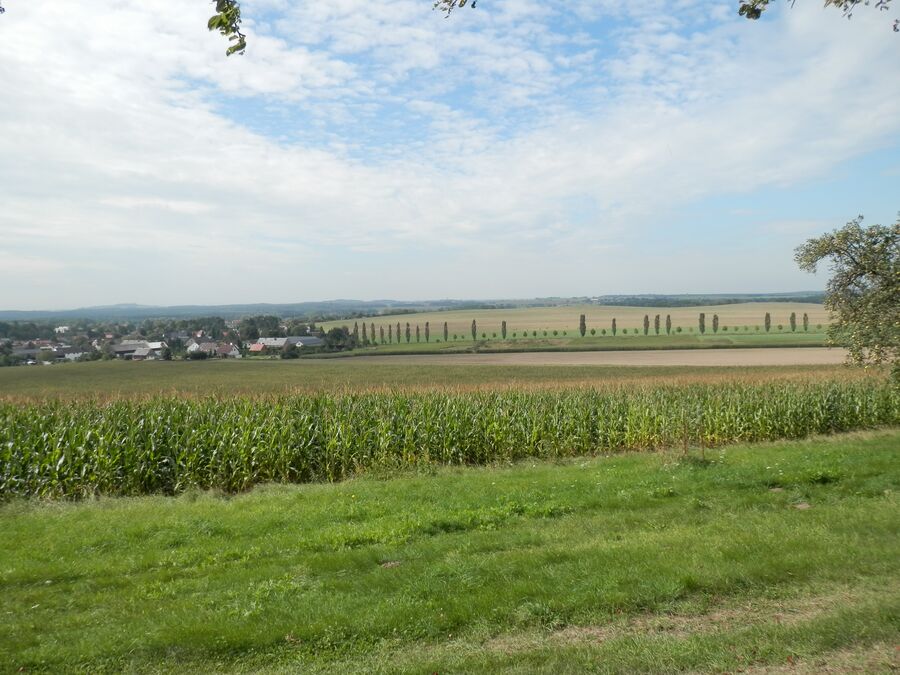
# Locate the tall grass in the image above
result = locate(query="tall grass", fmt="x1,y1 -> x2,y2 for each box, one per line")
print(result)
1,380 -> 897,498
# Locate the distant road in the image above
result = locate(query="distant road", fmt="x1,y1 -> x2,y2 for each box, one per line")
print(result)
349,348 -> 847,367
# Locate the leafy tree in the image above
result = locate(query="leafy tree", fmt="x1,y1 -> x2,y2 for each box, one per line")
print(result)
739,0 -> 896,28
699,313 -> 706,335
643,314 -> 650,336
471,319 -> 477,341
501,320 -> 507,339
590,328 -> 596,336
803,313 -> 809,332
796,214 -> 899,377
712,314 -> 719,334
666,314 -> 672,335
579,314 -> 586,338
789,312 -> 797,332
444,322 -> 449,342
324,327 -> 355,352
280,342 -> 299,359
765,312 -> 772,333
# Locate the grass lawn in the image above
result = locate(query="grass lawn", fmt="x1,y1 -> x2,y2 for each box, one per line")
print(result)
2,430 -> 898,673
315,330 -> 829,357
0,359 -> 859,400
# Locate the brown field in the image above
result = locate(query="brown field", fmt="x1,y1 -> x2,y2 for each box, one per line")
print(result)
319,302 -> 830,335
350,347 -> 847,367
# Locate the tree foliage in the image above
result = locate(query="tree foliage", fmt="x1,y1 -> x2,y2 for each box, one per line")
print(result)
795,214 -> 899,376
208,0 -> 247,55
740,0 -> 896,31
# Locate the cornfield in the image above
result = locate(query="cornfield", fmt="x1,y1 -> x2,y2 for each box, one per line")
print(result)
1,380 -> 897,498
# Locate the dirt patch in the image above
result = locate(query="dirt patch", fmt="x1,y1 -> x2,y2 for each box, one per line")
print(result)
352,348 -> 847,368
486,587 -> 871,655
743,642 -> 899,673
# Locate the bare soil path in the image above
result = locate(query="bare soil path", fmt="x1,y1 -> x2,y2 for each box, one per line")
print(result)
349,347 -> 847,367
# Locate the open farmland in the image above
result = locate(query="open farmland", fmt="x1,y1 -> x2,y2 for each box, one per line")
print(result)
318,302 -> 830,337
2,431 -> 898,673
0,356 -> 861,400
2,377 -> 896,498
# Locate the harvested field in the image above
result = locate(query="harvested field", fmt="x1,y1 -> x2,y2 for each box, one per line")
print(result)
352,347 -> 848,367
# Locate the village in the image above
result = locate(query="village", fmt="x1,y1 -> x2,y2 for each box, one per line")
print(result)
1,322 -> 325,365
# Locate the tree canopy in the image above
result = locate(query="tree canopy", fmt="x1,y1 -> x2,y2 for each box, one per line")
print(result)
795,215 -> 900,378
208,0 -> 895,55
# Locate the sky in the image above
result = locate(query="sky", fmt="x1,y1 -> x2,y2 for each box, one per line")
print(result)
1,0 -> 898,310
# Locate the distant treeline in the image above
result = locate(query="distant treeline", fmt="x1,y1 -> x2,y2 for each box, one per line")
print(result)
0,293 -> 824,322
590,293 -> 825,307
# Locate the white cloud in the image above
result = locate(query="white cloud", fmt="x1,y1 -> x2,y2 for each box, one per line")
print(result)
0,1 -> 898,308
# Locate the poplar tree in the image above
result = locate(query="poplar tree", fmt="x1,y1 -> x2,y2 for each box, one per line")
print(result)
380,326 -> 385,344
712,314 -> 719,333
803,313 -> 809,332
388,324 -> 393,343
425,322 -> 430,342
443,321 -> 449,342
765,312 -> 772,332
611,318 -> 617,336
501,320 -> 507,339
643,314 -> 650,336
371,323 -> 375,344
666,314 -> 672,335
699,313 -> 706,334
361,322 -> 368,345
654,314 -> 660,335
416,325 -> 420,342
396,322 -> 401,343
579,314 -> 586,337
471,319 -> 477,341
790,312 -> 797,332
405,323 -> 411,343
353,322 -> 359,343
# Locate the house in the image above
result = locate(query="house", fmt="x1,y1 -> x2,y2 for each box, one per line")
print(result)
131,347 -> 155,361
216,343 -> 242,359
257,337 -> 288,349
111,342 -> 148,359
248,342 -> 267,354
286,336 -> 323,349
55,346 -> 92,361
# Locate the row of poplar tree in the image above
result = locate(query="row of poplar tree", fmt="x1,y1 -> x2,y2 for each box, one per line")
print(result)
347,311 -> 815,345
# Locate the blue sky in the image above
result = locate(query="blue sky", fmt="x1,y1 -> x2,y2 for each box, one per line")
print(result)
0,0 -> 898,309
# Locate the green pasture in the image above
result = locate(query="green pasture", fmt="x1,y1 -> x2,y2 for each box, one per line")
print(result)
2,431 -> 898,673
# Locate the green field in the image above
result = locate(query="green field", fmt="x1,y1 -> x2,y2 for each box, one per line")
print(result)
2,431 -> 898,673
0,358 -> 856,400
4,378 -> 895,497
319,302 -> 830,338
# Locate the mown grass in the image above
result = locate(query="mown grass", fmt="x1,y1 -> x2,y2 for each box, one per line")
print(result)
322,330 -> 828,356
1,431 -> 897,673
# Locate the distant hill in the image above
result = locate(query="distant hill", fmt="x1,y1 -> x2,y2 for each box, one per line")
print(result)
0,293 -> 825,322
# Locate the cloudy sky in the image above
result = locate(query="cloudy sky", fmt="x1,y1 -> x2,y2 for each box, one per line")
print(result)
1,0 -> 898,310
